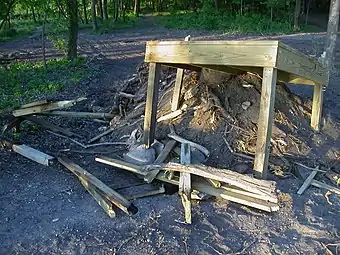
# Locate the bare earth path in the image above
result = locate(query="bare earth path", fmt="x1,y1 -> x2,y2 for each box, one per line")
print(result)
0,16 -> 339,255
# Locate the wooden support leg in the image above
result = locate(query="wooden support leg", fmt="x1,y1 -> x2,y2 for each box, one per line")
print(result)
179,143 -> 192,224
311,83 -> 324,132
171,35 -> 191,112
254,68 -> 277,179
143,63 -> 161,148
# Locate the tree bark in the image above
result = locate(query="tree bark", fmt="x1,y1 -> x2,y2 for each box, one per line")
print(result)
91,0 -> 98,30
103,0 -> 108,20
98,0 -> 104,19
67,0 -> 79,61
82,0 -> 88,23
294,0 -> 301,31
323,0 -> 340,83
134,0 -> 140,16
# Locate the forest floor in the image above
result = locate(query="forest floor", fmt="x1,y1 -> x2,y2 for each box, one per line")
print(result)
0,16 -> 340,255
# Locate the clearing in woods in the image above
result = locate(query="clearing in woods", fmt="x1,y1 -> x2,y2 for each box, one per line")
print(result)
0,16 -> 339,255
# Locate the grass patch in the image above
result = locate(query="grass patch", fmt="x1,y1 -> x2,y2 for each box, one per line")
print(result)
0,58 -> 94,109
94,13 -> 139,34
0,19 -> 37,42
159,10 -> 294,34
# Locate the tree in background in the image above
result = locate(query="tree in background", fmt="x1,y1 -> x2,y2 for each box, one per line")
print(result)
294,0 -> 301,31
91,0 -> 98,31
67,0 -> 79,60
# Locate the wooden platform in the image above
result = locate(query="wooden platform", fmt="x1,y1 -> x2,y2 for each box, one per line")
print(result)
142,40 -> 326,179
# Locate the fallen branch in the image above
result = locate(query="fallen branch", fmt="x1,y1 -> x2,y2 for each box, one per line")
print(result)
311,180 -> 340,195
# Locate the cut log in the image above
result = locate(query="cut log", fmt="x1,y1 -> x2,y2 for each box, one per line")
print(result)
12,144 -> 54,166
179,143 -> 192,224
57,157 -> 138,216
13,97 -> 86,117
95,157 -> 279,212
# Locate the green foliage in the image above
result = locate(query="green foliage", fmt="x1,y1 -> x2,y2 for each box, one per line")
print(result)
0,58 -> 92,109
0,19 -> 36,42
94,12 -> 138,34
160,8 -> 294,34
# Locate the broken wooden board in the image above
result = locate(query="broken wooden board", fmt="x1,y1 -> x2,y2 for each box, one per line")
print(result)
23,115 -> 80,138
80,179 -> 116,218
144,139 -> 177,183
95,157 -> 279,212
57,157 -> 138,216
179,143 -> 192,224
143,162 -> 277,199
311,180 -> 340,195
39,111 -> 115,119
13,97 -> 86,117
12,144 -> 54,166
297,169 -> 319,195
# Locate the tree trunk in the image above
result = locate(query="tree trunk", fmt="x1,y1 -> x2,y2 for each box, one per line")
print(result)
323,0 -> 340,83
67,0 -> 79,61
98,0 -> 104,19
82,0 -> 88,23
42,5 -> 49,69
305,0 -> 311,26
134,0 -> 141,16
91,0 -> 98,30
294,0 -> 301,31
115,0 -> 119,21
32,7 -> 37,23
103,0 -> 108,20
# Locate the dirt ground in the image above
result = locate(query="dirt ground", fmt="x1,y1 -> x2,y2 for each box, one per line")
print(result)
0,17 -> 340,255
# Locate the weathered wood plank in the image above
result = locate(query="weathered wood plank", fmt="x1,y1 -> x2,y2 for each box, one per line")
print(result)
179,143 -> 192,224
144,140 -> 177,183
276,46 -> 326,85
311,180 -> 340,195
12,144 -> 54,166
96,156 -> 277,197
79,179 -> 116,218
253,67 -> 277,179
297,169 -> 318,195
171,36 -> 191,112
39,111 -> 115,119
23,115 -> 80,138
145,41 -> 278,67
13,97 -> 86,117
19,100 -> 49,109
95,157 -> 279,212
311,83 -> 324,131
58,157 -> 138,216
143,63 -> 161,148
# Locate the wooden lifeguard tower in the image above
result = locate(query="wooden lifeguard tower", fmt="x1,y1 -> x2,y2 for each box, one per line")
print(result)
141,40 -> 326,179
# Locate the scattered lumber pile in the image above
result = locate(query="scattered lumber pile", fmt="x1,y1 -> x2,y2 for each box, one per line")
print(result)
1,57 -> 340,222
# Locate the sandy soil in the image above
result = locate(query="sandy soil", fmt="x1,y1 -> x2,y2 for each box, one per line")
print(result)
0,16 -> 339,255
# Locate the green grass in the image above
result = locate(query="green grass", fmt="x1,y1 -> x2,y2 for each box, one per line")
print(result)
0,58 -> 94,109
94,13 -> 139,34
0,19 -> 37,42
159,10 -> 295,34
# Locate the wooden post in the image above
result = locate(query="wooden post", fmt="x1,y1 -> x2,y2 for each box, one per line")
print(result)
253,67 -> 277,179
171,35 -> 191,111
143,63 -> 161,148
311,83 -> 324,131
324,0 -> 340,83
179,143 -> 192,224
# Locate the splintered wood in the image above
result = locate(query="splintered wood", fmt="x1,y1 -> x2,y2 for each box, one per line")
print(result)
95,156 -> 279,212
179,143 -> 192,224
